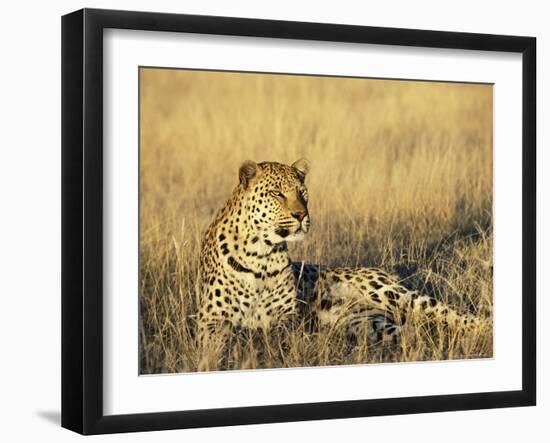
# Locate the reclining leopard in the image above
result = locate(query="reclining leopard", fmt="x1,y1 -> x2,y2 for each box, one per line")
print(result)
197,159 -> 484,368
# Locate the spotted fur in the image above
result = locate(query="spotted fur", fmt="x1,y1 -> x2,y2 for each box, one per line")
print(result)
293,263 -> 483,344
197,159 -> 484,368
197,159 -> 310,368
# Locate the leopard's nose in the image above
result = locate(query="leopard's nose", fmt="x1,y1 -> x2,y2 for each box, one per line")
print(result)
292,211 -> 307,222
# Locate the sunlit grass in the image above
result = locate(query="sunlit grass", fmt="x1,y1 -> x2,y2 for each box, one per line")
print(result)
139,68 -> 493,373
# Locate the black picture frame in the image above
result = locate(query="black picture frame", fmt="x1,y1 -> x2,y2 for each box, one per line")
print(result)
61,8 -> 536,435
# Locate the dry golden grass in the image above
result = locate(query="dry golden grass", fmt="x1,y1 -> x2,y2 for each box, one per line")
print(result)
139,68 -> 493,374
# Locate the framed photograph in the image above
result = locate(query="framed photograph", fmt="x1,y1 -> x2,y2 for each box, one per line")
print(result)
61,8 -> 536,434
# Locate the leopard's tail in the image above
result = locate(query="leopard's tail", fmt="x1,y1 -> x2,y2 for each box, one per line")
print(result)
394,290 -> 490,334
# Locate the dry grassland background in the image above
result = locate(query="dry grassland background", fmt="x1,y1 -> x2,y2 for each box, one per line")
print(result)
139,68 -> 493,374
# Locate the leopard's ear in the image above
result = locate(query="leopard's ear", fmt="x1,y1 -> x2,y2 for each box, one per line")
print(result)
291,158 -> 310,176
239,160 -> 258,190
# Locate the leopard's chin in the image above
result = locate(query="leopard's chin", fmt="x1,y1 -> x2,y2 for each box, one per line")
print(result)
284,229 -> 307,242
274,217 -> 310,242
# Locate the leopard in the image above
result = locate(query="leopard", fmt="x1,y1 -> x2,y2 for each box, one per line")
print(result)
197,158 -> 485,369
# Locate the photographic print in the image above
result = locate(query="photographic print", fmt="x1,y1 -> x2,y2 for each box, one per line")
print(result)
139,68 -> 493,374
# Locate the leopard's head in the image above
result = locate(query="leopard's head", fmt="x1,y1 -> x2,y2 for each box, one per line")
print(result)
238,158 -> 311,243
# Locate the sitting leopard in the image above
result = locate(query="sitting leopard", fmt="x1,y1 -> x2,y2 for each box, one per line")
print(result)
197,159 -> 484,368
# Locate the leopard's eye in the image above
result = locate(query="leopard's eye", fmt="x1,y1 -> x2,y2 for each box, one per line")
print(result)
271,190 -> 285,199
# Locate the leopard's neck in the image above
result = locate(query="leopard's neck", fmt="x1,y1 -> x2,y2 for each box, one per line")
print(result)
205,186 -> 293,276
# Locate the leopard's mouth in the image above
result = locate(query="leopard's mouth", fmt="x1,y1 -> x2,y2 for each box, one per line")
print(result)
275,227 -> 290,238
275,218 -> 310,240
300,216 -> 311,233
